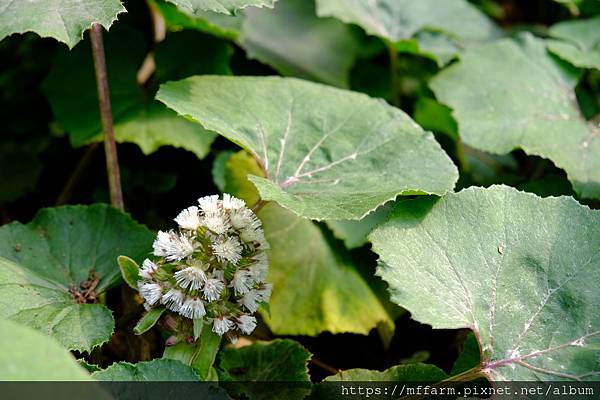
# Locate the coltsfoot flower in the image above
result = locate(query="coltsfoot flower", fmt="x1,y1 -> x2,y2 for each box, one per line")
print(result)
137,194 -> 271,343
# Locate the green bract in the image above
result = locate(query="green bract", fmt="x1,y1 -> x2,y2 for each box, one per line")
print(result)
0,205 -> 153,351
0,0 -> 125,48
157,75 -> 458,220
431,34 -> 600,199
371,185 -> 600,381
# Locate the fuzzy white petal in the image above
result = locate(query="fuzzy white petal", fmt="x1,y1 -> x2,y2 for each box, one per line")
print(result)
174,265 -> 207,290
203,278 -> 225,302
212,316 -> 234,336
212,236 -> 243,264
178,297 -> 206,319
161,288 -> 185,311
140,259 -> 159,280
231,269 -> 253,296
139,282 -> 162,306
235,315 -> 257,335
198,195 -> 220,214
174,206 -> 202,230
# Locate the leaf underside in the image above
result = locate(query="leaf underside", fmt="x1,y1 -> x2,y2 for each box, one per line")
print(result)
370,185 -> 600,381
164,0 -> 276,16
158,75 -> 458,220
431,33 -> 600,199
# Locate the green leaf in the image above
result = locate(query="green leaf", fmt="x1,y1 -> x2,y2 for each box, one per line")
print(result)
431,33 -> 600,199
451,333 -> 481,376
153,0 -> 242,40
240,0 -> 361,88
219,339 -> 311,399
325,363 -> 447,381
92,359 -> 199,381
158,75 -> 458,220
548,16 -> 600,70
43,26 -> 226,158
413,97 -> 458,141
325,204 -> 392,249
222,151 -> 395,336
0,0 -> 125,48
164,0 -> 276,16
118,255 -> 140,289
370,185 -> 600,381
0,319 -> 91,380
134,308 -> 166,335
315,0 -> 500,64
0,204 -> 153,351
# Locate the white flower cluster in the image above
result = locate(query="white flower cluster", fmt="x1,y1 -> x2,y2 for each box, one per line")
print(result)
138,194 -> 271,342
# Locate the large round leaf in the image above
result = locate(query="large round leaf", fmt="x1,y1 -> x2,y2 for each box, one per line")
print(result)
431,33 -> 600,199
0,319 -> 91,380
0,205 -> 153,351
370,185 -> 600,381
158,75 -> 458,220
0,0 -> 125,48
315,0 -> 500,65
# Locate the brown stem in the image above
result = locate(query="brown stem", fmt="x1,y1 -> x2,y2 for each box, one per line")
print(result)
388,45 -> 401,107
56,143 -> 100,205
90,23 -> 124,211
309,357 -> 340,375
252,199 -> 268,214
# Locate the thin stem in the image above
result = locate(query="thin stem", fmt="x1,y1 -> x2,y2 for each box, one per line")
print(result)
310,357 -> 340,375
252,199 -> 268,214
388,45 -> 401,107
56,143 -> 99,205
90,23 -> 124,211
455,141 -> 470,174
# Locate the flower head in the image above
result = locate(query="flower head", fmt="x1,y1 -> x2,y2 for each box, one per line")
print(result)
134,194 -> 270,343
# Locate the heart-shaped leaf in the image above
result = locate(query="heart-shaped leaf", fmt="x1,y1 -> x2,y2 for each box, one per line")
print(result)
0,205 -> 153,351
165,0 -> 276,16
158,75 -> 458,220
315,0 -> 500,65
431,33 -> 600,199
0,0 -> 125,48
548,16 -> 600,70
220,151 -> 395,336
0,319 -> 91,380
370,185 -> 600,381
43,26 -> 227,158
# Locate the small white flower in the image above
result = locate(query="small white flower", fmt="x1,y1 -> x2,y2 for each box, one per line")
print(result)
235,315 -> 257,335
153,230 -> 194,261
203,212 -> 230,235
179,297 -> 206,319
222,194 -> 246,211
139,282 -> 162,306
229,208 -> 254,230
212,236 -> 243,264
248,253 -> 269,282
212,316 -> 234,336
174,265 -> 207,290
240,289 -> 259,312
140,259 -> 159,280
161,288 -> 185,311
256,283 -> 273,303
231,269 -> 253,296
174,206 -> 201,230
198,195 -> 220,214
203,278 -> 225,302
240,226 -> 268,247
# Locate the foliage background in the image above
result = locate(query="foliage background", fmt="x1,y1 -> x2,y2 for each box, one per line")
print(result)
0,0 -> 599,385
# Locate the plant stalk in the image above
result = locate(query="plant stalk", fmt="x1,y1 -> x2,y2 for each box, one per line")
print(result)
388,45 -> 401,107
90,23 -> 124,211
